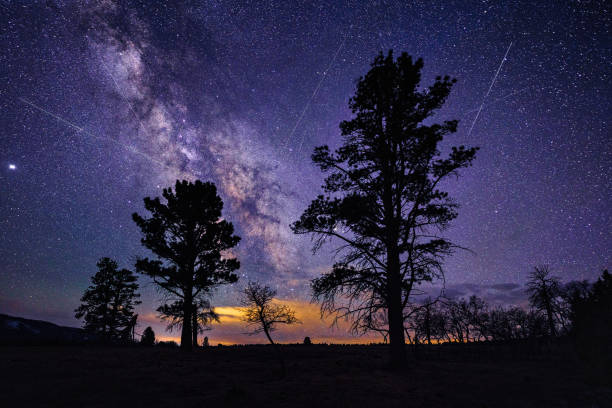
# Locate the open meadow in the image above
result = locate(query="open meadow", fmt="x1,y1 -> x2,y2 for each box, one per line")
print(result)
1,344 -> 610,407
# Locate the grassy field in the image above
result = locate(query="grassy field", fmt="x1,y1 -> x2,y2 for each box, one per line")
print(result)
1,344 -> 610,407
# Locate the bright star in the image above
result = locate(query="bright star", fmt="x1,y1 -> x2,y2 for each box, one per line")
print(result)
8,164 -> 16,170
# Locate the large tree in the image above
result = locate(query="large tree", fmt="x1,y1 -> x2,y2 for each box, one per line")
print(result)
292,51 -> 477,368
133,180 -> 240,350
75,257 -> 140,341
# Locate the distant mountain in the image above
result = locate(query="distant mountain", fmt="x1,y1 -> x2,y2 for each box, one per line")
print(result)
0,314 -> 99,345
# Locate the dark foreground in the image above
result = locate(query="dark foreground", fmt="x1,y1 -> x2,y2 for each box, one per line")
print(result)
1,344 -> 610,407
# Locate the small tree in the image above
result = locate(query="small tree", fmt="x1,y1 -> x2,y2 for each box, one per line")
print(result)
75,257 -> 140,341
526,266 -> 561,336
141,326 -> 156,346
133,180 -> 240,350
241,282 -> 300,344
241,281 -> 300,376
408,298 -> 447,344
444,298 -> 469,343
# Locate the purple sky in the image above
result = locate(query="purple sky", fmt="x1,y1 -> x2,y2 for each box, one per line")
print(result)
1,0 -> 609,343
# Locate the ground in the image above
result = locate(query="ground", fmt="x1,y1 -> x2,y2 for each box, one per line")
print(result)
1,344 -> 610,407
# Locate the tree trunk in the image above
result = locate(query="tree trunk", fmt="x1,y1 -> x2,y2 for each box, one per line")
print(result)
264,327 -> 286,377
546,304 -> 557,337
181,291 -> 193,351
264,328 -> 275,346
387,249 -> 407,369
192,305 -> 198,348
425,305 -> 431,345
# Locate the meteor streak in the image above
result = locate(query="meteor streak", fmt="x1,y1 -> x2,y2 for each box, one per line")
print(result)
283,36 -> 347,152
18,97 -> 167,168
467,41 -> 513,136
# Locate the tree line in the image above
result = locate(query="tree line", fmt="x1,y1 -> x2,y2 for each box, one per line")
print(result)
404,267 -> 610,345
73,50 -> 609,372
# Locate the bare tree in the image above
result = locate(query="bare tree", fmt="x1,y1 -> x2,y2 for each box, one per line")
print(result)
241,282 -> 300,344
444,298 -> 468,343
407,298 -> 448,344
526,266 -> 561,336
441,295 -> 486,342
240,282 -> 300,376
465,295 -> 487,342
478,306 -> 547,341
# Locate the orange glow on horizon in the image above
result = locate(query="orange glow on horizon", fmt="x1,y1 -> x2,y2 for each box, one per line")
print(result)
140,298 -> 385,346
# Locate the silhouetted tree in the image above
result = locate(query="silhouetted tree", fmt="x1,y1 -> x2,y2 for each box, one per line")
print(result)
478,306 -> 547,341
558,279 -> 590,333
141,326 -> 155,346
123,314 -> 138,342
203,336 -> 209,347
132,180 -> 240,350
292,51 -> 477,368
303,336 -> 312,345
241,282 -> 300,344
241,281 -> 300,376
465,295 -> 487,341
571,270 -> 612,380
157,340 -> 179,348
526,266 -> 561,336
75,257 -> 140,341
444,298 -> 469,343
408,298 -> 447,344
440,295 -> 486,342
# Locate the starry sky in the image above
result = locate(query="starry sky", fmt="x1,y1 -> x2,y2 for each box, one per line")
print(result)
1,0 -> 610,344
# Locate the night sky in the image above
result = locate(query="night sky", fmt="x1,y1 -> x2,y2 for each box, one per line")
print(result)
1,0 -> 609,344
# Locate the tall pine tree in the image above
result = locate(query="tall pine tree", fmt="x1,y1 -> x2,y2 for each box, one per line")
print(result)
292,51 -> 477,368
133,180 -> 240,350
75,257 -> 140,341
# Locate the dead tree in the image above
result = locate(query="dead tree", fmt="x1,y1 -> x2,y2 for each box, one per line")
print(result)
240,281 -> 300,376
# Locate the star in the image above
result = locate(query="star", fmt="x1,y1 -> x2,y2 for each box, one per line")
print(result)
8,164 -> 16,170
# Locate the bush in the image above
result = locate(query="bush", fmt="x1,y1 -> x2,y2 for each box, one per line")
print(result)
303,336 -> 312,345
157,340 -> 179,348
140,326 -> 155,346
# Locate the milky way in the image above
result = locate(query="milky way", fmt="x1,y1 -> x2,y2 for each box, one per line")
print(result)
1,0 -> 609,343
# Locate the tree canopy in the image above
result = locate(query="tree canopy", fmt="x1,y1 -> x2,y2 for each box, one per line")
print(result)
526,265 -> 562,336
133,180 -> 240,350
74,257 -> 140,342
240,281 -> 300,345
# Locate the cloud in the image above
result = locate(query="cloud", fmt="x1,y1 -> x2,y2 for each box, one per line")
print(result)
438,282 -> 528,306
489,283 -> 520,291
